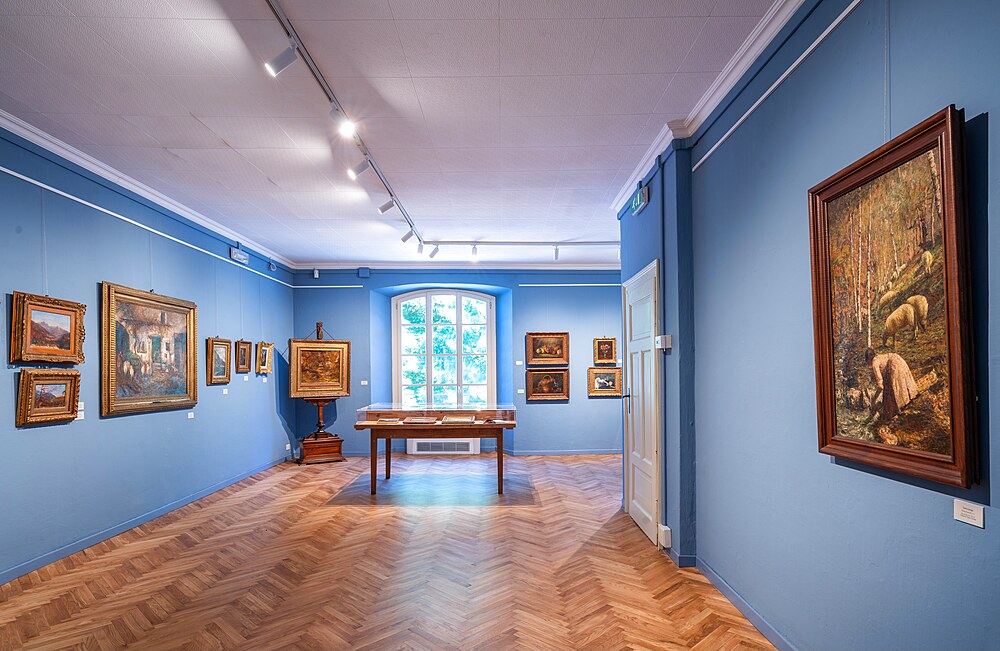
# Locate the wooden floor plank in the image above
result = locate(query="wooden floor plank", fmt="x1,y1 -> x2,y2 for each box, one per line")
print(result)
0,454 -> 774,651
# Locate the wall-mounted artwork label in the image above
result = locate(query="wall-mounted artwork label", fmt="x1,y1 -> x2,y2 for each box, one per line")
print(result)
229,246 -> 249,264
808,106 -> 975,487
10,292 -> 86,364
525,332 -> 569,366
953,499 -> 984,528
101,283 -> 198,416
630,185 -> 648,216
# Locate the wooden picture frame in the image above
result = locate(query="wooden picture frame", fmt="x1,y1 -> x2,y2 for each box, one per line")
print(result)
525,332 -> 569,366
593,337 -> 616,365
10,291 -> 86,364
289,339 -> 350,398
16,368 -> 81,426
207,338 -> 232,385
808,105 -> 975,487
234,339 -> 252,373
256,342 -> 274,375
101,282 -> 197,416
587,367 -> 623,397
525,368 -> 569,401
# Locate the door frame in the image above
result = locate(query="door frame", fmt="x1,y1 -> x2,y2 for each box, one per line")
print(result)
621,259 -> 662,546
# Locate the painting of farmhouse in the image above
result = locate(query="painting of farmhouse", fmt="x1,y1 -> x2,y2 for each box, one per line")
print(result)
826,146 -> 952,455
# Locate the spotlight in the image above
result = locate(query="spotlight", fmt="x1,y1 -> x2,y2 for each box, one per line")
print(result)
338,119 -> 357,138
379,198 -> 396,215
617,245 -> 621,261
553,246 -> 559,261
347,159 -> 370,180
417,242 -> 424,254
429,245 -> 440,259
471,245 -> 479,262
312,268 -> 319,279
264,45 -> 298,77
401,229 -> 414,243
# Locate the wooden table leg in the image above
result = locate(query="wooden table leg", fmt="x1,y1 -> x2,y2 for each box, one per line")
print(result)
370,432 -> 377,495
497,430 -> 504,494
386,438 -> 391,479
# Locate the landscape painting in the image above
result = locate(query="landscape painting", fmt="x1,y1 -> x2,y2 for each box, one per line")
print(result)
256,342 -> 274,375
809,106 -> 974,486
289,339 -> 351,398
102,283 -> 197,416
207,338 -> 231,385
10,292 -> 86,364
16,368 -> 80,426
525,332 -> 569,366
526,368 -> 569,401
235,340 -> 252,373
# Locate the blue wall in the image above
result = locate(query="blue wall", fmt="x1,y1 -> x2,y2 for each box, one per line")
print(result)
0,129 -> 296,585
292,269 -> 623,456
627,0 -> 999,649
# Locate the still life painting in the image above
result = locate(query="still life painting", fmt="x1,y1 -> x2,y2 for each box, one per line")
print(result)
587,367 -> 622,397
101,283 -> 197,416
526,368 -> 569,401
525,332 -> 569,366
289,339 -> 351,398
809,106 -> 975,486
10,292 -> 86,364
16,368 -> 81,426
593,337 -> 616,365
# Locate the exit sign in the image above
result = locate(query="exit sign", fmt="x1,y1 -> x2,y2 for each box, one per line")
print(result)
630,185 -> 648,216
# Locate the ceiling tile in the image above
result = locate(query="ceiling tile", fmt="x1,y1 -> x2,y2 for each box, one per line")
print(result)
653,72 -> 718,114
83,17 -> 233,77
388,0 -> 499,20
369,148 -> 442,173
124,115 -> 227,148
167,0 -> 274,19
607,0 -> 717,17
574,73 -> 672,115
678,16 -> 763,72
712,0 -> 775,17
284,0 -> 393,20
589,17 -> 704,74
58,0 -> 177,18
200,116 -> 299,149
396,20 -> 499,77
412,77 -> 500,119
49,113 -> 162,147
500,75 -> 585,117
0,71 -> 107,115
499,0 -> 608,19
500,19 -> 602,76
0,15 -> 140,76
559,145 -> 631,171
334,77 -> 424,120
294,20 -> 409,78
435,148 -> 501,173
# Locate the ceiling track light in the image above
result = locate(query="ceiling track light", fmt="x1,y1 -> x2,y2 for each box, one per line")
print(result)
553,246 -> 560,261
429,245 -> 440,259
471,245 -> 479,261
347,158 -> 370,180
379,198 -> 396,215
417,242 -> 424,254
401,229 -> 414,243
264,43 -> 298,77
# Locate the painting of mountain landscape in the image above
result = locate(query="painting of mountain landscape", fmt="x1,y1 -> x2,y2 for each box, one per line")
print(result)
29,309 -> 73,352
34,383 -> 67,409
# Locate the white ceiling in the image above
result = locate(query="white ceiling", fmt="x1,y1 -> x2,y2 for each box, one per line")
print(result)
0,0 -> 779,267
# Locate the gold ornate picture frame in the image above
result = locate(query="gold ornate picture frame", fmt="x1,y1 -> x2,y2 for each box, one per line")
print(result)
234,339 -> 252,373
207,338 -> 232,385
10,291 -> 86,364
587,366 -> 623,397
289,339 -> 350,398
525,368 -> 569,401
525,332 -> 569,366
593,337 -> 616,365
16,368 -> 81,426
256,342 -> 274,375
101,282 -> 198,416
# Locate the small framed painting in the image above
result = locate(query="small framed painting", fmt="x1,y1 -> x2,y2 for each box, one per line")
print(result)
525,332 -> 569,366
525,368 -> 569,401
587,367 -> 623,397
10,292 -> 86,364
235,340 -> 252,373
289,339 -> 351,398
207,338 -> 231,385
809,105 -> 975,487
16,368 -> 81,426
593,337 -> 616,365
256,342 -> 274,375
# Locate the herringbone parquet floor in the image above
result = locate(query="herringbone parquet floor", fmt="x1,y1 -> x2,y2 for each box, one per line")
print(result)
0,454 -> 773,651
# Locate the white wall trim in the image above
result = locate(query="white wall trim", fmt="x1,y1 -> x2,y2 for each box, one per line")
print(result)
0,109 -> 294,269
517,283 -> 621,287
295,261 -> 622,271
612,0 -> 806,211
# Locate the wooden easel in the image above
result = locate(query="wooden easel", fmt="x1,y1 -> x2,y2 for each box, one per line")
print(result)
298,321 -> 345,464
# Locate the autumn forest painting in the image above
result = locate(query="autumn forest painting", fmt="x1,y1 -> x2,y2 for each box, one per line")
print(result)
826,145 -> 952,455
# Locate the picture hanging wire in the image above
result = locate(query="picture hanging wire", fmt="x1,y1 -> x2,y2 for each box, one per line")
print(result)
40,191 -> 48,296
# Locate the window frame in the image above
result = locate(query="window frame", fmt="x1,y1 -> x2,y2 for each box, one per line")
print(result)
391,289 -> 497,407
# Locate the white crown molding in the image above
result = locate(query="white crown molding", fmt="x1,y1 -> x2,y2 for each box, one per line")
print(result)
611,0 -> 807,212
293,261 -> 623,271
0,109 -> 295,269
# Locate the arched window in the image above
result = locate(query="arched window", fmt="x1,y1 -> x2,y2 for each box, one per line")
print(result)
391,289 -> 496,407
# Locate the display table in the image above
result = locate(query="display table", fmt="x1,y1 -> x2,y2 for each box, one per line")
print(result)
355,403 -> 516,495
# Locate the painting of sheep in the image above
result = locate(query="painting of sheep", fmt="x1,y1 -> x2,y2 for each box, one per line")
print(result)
816,138 -> 955,457
809,106 -> 975,486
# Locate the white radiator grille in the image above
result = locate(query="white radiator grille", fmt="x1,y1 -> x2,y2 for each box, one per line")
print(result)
407,439 -> 480,455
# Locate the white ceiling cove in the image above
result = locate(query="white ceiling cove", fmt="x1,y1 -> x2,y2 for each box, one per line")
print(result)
0,0 -> 786,268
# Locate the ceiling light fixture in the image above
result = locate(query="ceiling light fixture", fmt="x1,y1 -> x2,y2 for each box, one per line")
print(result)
429,245 -> 440,259
378,198 -> 396,215
401,229 -> 414,243
417,242 -> 424,254
347,158 -> 370,180
338,118 -> 356,138
553,246 -> 559,261
264,44 -> 298,77
312,268 -> 319,279
471,245 -> 479,262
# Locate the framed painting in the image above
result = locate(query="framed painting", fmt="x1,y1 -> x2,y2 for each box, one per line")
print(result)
525,368 -> 569,401
808,105 -> 975,487
289,339 -> 350,398
10,292 -> 86,364
525,332 -> 569,366
101,282 -> 197,416
593,337 -> 616,365
16,368 -> 81,426
207,338 -> 232,385
256,342 -> 274,375
587,367 -> 623,397
235,339 -> 252,373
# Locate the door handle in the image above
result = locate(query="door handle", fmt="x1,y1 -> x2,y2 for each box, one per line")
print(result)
623,392 -> 631,414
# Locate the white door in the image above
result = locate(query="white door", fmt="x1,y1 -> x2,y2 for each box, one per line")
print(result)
622,260 -> 661,545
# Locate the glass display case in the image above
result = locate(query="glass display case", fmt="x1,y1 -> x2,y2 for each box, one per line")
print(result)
355,403 -> 516,426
